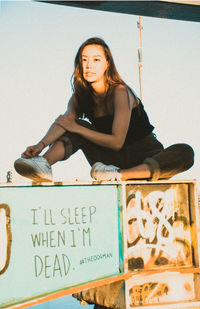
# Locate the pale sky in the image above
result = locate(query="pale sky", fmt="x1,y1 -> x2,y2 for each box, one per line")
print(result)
0,0 -> 200,184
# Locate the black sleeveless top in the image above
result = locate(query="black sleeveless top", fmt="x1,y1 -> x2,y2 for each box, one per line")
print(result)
92,102 -> 154,145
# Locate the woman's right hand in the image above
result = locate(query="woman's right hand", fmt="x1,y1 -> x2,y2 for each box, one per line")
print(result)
21,142 -> 45,158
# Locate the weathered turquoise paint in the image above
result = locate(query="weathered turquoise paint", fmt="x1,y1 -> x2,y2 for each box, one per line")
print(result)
0,184 -> 123,308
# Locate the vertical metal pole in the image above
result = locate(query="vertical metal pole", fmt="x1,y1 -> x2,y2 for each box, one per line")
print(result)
137,16 -> 143,101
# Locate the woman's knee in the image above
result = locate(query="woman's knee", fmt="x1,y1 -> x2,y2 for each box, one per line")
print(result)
166,143 -> 194,171
176,143 -> 194,169
57,119 -> 96,159
149,143 -> 195,180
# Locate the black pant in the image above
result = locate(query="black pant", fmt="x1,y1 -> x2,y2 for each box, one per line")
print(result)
58,119 -> 194,180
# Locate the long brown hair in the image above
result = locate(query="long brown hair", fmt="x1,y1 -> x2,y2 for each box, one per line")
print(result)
71,37 -> 136,121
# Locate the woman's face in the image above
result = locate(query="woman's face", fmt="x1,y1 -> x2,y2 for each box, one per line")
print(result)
81,44 -> 108,84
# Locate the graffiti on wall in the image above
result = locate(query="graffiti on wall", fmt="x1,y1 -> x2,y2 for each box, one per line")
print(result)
0,204 -> 12,275
126,185 -> 193,270
129,281 -> 169,306
127,273 -> 195,306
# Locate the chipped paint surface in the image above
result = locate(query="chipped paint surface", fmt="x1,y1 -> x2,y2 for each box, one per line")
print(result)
0,180 -> 199,308
0,184 -> 122,308
126,184 -> 193,270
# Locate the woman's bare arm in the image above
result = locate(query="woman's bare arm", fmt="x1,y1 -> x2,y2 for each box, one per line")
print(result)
22,95 -> 79,158
55,86 -> 135,151
41,95 -> 80,146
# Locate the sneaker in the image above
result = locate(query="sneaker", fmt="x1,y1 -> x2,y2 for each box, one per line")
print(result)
90,162 -> 122,181
14,156 -> 53,182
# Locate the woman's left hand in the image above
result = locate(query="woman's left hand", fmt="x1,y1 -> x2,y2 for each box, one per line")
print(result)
55,113 -> 79,133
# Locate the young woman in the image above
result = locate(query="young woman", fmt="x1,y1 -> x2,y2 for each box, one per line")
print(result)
14,37 -> 194,183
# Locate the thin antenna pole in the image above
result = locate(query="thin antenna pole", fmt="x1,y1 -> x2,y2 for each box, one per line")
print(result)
137,16 -> 143,101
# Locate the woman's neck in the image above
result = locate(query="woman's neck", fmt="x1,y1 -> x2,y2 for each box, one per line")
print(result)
91,79 -> 107,95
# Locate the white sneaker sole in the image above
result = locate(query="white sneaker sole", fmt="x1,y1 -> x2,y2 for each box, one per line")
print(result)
90,162 -> 120,181
14,159 -> 52,182
90,162 -> 103,179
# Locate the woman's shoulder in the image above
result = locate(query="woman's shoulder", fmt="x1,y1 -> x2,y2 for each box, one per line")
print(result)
112,84 -> 137,94
111,83 -> 127,93
68,94 -> 79,108
112,84 -> 140,109
67,94 -> 82,117
111,84 -> 133,101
